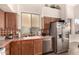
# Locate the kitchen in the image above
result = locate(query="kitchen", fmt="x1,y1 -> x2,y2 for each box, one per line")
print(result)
0,4 -> 74,55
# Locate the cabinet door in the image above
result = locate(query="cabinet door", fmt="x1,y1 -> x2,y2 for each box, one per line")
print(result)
0,11 -> 5,29
5,43 -> 10,55
50,18 -> 60,22
43,17 -> 51,34
10,41 -> 21,55
34,39 -> 43,55
21,40 -> 34,55
44,17 -> 50,29
44,17 -> 50,24
5,12 -> 17,29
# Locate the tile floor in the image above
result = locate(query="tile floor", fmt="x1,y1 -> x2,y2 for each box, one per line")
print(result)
46,42 -> 79,55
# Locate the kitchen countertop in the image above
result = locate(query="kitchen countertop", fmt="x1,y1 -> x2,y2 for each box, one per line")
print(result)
0,36 -> 43,48
0,40 -> 12,48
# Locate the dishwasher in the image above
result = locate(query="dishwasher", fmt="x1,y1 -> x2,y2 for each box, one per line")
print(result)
0,48 -> 5,55
43,36 -> 53,53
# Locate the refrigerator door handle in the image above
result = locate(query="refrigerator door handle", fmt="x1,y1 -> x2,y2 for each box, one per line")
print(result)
59,34 -> 62,38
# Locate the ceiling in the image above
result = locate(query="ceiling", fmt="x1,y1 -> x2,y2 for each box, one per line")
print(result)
0,4 -> 79,18
0,4 -> 77,12
0,4 -> 44,14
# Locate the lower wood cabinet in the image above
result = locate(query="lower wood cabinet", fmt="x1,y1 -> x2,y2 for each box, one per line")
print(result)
21,40 -> 34,55
10,41 -> 21,55
6,39 -> 43,55
34,39 -> 43,55
5,43 -> 10,55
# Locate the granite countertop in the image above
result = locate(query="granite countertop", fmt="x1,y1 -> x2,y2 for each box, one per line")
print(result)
0,40 -> 13,48
0,36 -> 44,48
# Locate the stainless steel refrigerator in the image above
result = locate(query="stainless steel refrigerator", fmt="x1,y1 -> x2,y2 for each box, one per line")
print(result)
49,21 -> 69,54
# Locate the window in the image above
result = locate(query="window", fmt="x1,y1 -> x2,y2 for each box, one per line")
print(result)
65,19 -> 71,34
75,19 -> 79,34
21,13 -> 40,36
31,14 -> 40,28
21,13 -> 31,35
31,14 -> 40,35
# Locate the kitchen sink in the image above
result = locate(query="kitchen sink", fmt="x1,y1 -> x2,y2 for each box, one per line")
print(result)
0,36 -> 5,40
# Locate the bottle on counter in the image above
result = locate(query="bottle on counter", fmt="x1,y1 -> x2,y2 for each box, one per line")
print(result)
16,30 -> 21,38
37,31 -> 41,36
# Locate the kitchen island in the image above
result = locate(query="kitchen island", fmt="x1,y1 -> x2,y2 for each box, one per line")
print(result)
0,36 -> 43,55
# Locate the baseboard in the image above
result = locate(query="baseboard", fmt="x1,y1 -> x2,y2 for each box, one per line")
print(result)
42,51 -> 54,55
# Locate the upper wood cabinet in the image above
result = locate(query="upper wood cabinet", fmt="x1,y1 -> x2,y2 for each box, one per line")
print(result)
0,12 -> 17,30
5,12 -> 17,29
42,16 -> 61,35
0,10 -> 5,29
44,17 -> 51,29
0,12 -> 17,36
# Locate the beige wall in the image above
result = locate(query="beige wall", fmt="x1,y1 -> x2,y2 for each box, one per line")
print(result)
74,5 -> 79,18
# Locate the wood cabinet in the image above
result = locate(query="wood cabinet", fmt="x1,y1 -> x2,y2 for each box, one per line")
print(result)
10,41 -> 21,55
0,10 -> 5,29
50,17 -> 60,22
34,39 -> 43,55
21,40 -> 34,55
42,16 -> 60,35
0,12 -> 17,30
21,39 -> 43,55
44,17 -> 50,29
43,17 -> 51,35
9,39 -> 43,55
0,11 -> 17,36
5,12 -> 17,29
5,43 -> 10,55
